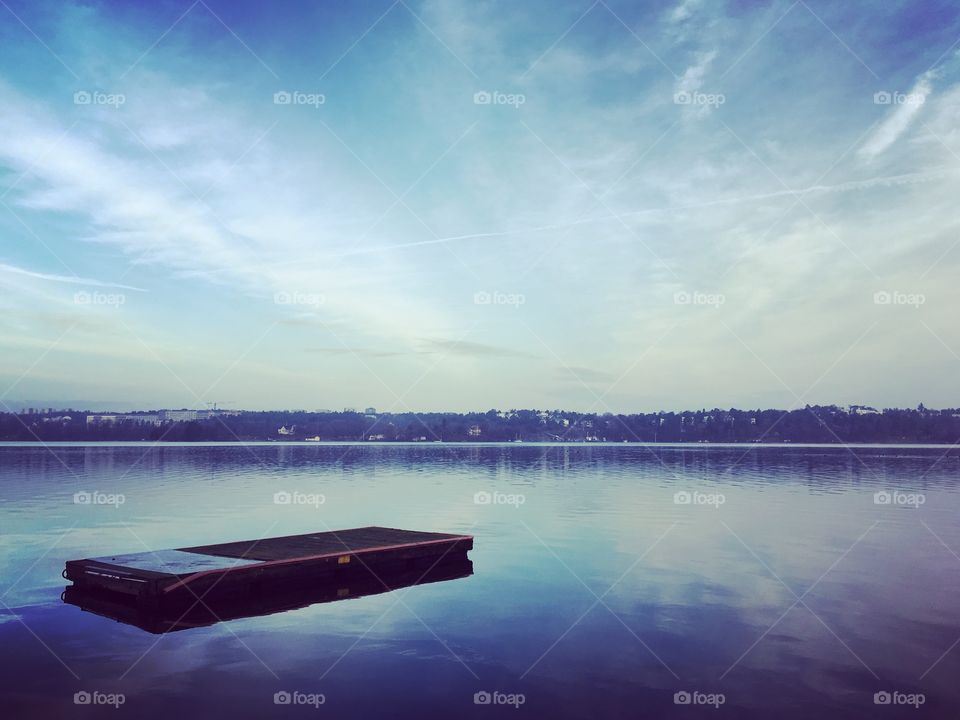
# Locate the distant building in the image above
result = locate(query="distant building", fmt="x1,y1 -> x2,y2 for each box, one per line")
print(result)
468,425 -> 481,437
367,433 -> 385,441
86,413 -> 161,426
161,409 -> 200,422
364,407 -> 377,415
278,425 -> 296,436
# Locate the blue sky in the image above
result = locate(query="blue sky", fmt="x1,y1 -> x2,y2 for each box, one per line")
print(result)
1,0 -> 959,412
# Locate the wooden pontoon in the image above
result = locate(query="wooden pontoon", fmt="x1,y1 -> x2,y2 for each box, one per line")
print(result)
63,554 -> 473,633
63,526 -> 474,609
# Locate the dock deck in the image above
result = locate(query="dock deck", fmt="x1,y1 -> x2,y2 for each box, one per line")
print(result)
64,526 -> 473,607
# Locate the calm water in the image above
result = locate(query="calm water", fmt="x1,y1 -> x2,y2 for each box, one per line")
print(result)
1,442 -> 959,718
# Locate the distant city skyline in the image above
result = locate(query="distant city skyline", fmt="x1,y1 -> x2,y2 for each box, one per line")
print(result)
2,0 -> 960,412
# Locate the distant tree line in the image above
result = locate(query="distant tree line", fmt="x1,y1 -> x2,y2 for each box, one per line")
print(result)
2,405 -> 960,443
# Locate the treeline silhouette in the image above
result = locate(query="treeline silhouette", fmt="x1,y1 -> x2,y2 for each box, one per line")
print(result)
3,405 -> 959,443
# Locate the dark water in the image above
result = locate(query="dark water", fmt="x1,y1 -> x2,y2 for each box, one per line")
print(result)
1,442 -> 959,718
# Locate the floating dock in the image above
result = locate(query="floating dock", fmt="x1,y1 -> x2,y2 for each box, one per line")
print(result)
63,526 -> 473,609
64,554 -> 473,633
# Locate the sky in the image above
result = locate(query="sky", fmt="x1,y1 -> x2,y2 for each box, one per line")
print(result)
0,0 -> 959,413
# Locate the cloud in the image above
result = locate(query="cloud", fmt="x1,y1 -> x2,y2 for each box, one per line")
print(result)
304,347 -> 406,358
675,50 -> 716,97
859,71 -> 936,159
418,338 -> 537,359
672,49 -> 720,117
0,77 -> 450,346
556,365 -> 617,384
666,0 -> 703,24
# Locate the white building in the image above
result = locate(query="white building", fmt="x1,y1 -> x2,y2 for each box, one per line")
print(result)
161,409 -> 200,422
86,413 -> 161,426
86,414 -> 121,426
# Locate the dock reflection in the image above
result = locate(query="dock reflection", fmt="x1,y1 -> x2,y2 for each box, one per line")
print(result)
62,554 -> 473,634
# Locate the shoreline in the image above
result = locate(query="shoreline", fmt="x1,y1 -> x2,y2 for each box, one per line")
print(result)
2,441 -> 959,449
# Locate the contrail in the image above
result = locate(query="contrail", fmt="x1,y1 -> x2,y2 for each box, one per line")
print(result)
0,262 -> 147,291
304,166 -> 958,256
187,165 -> 957,277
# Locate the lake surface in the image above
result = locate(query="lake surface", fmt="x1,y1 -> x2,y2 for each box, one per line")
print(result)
1,442 -> 959,718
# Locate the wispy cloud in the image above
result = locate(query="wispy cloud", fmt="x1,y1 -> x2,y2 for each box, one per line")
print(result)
418,338 -> 538,360
859,71 -> 936,159
666,0 -> 702,25
305,346 -> 406,358
675,49 -> 716,97
556,365 -> 616,384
